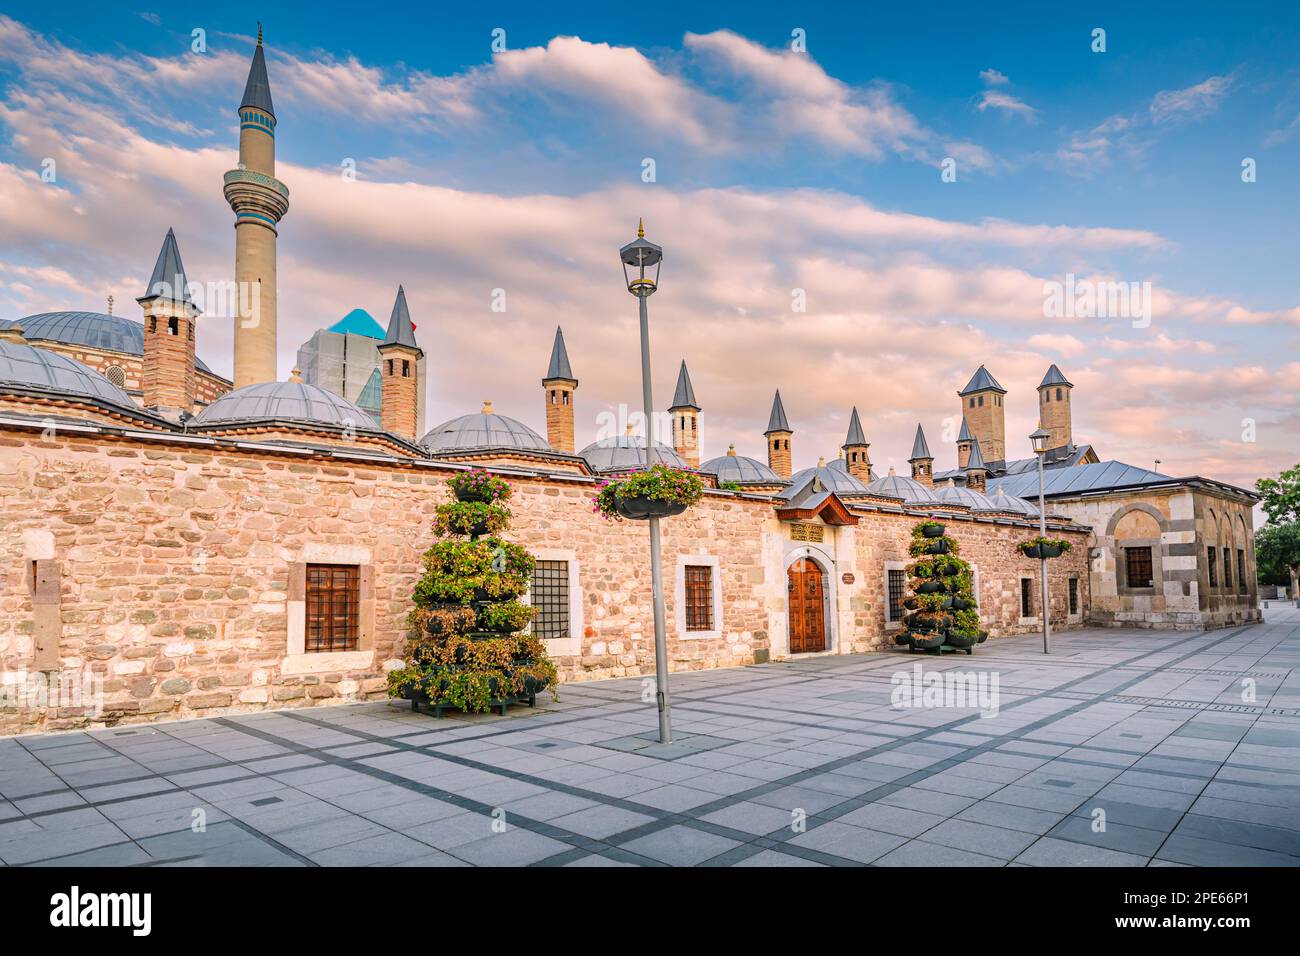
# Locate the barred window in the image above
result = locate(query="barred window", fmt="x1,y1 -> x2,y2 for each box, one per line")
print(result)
1068,578 -> 1079,615
1237,550 -> 1247,594
531,560 -> 569,640
1125,547 -> 1153,589
105,365 -> 126,387
1020,578 -> 1033,617
1222,548 -> 1233,590
685,565 -> 713,631
887,569 -> 906,623
305,564 -> 359,652
1207,547 -> 1218,588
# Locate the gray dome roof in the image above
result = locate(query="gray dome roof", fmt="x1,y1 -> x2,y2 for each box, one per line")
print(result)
788,463 -> 867,494
421,411 -> 551,453
933,482 -> 1002,512
701,451 -> 784,485
580,435 -> 686,472
866,472 -> 940,506
17,312 -> 216,374
989,487 -> 1039,517
0,339 -> 138,409
194,381 -> 376,428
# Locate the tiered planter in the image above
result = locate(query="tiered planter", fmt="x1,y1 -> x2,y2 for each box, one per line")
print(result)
387,470 -> 558,717
896,521 -> 988,654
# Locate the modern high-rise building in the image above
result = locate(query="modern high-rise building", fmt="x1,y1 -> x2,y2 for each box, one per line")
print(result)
295,307 -> 426,434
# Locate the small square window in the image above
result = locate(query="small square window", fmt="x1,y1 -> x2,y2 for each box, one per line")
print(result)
305,564 -> 359,652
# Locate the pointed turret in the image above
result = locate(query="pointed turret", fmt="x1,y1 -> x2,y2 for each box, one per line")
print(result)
542,326 -> 577,453
909,424 -> 934,486
957,364 -> 1007,465
965,437 -> 988,492
765,389 -> 792,479
240,26 -> 275,118
957,415 -> 975,469
670,360 -> 700,468
1038,363 -> 1074,451
841,406 -> 871,482
377,285 -> 423,441
137,229 -> 200,413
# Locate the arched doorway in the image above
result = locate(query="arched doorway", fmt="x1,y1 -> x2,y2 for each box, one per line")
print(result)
788,557 -> 827,653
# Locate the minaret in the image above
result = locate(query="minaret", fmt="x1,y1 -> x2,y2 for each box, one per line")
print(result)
542,327 -> 577,452
669,360 -> 700,469
764,389 -> 792,479
377,286 -> 422,440
138,228 -> 200,413
225,25 -> 290,388
909,424 -> 934,486
841,406 -> 871,482
964,439 -> 988,493
957,365 -> 1007,465
957,416 -> 975,469
1038,364 -> 1073,451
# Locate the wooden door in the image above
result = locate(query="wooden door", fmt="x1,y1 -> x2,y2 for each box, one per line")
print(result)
788,558 -> 826,653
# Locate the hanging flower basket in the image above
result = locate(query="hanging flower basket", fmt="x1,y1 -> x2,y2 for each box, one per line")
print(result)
919,521 -> 946,539
593,464 -> 704,522
925,539 -> 950,554
1017,537 -> 1071,559
449,470 -> 512,504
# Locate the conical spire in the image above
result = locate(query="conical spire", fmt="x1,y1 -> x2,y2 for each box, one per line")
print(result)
1039,363 -> 1072,388
545,326 -> 574,381
959,364 -> 1006,396
844,406 -> 866,446
141,228 -> 192,304
380,285 -> 419,350
957,416 -> 974,442
765,389 -> 790,434
670,360 -> 699,411
909,424 -> 932,461
240,29 -> 275,117
965,437 -> 986,471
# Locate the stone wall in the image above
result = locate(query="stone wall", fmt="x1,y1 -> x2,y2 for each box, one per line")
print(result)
0,424 -> 1088,735
26,340 -> 230,410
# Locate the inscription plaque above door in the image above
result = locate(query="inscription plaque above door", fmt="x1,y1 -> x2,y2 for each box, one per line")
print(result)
789,523 -> 824,543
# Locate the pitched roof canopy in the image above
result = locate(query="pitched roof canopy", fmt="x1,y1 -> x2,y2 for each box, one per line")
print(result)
670,360 -> 698,410
959,365 -> 1007,396
1039,364 -> 1073,389
844,406 -> 867,446
545,326 -> 574,381
240,33 -> 275,117
765,389 -> 791,434
909,424 -> 932,460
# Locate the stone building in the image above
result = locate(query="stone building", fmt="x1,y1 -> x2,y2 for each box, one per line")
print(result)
0,30 -> 1259,734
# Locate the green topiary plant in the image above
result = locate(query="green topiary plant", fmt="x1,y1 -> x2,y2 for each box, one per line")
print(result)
391,472 -> 558,715
899,519 -> 982,653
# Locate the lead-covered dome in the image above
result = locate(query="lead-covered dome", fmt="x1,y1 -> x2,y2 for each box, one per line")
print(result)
788,462 -> 867,494
867,471 -> 940,506
580,435 -> 686,472
988,486 -> 1039,518
0,339 -> 138,409
17,312 -> 217,373
420,407 -> 551,453
193,381 -> 376,428
933,481 -> 1001,512
701,449 -> 784,486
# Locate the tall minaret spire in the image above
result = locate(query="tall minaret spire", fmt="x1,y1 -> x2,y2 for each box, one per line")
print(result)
225,26 -> 289,387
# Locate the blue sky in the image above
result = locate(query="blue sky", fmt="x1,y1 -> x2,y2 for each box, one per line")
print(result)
0,2 -> 1297,487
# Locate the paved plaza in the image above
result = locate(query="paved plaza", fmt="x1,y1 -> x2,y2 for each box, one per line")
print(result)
1,608 -> 1297,867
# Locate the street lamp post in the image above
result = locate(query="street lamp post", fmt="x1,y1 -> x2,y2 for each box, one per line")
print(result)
1030,427 -> 1052,654
620,219 -> 672,744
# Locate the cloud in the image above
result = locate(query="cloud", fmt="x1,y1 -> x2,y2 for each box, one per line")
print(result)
977,90 -> 1037,121
1149,75 -> 1233,124
979,68 -> 1009,86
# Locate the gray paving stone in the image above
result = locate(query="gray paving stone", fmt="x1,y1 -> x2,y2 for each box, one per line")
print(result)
788,821 -> 908,864
699,800 -> 799,836
449,829 -> 572,866
549,804 -> 657,840
836,802 -> 945,838
1014,836 -> 1149,867
619,825 -> 742,866
876,839 -> 1006,867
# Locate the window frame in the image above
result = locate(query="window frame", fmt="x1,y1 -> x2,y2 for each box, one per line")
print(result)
884,561 -> 907,630
1207,546 -> 1218,589
1019,576 -> 1035,623
305,563 -> 360,653
1124,545 -> 1155,591
530,559 -> 571,642
675,554 -> 722,640
526,549 -> 582,656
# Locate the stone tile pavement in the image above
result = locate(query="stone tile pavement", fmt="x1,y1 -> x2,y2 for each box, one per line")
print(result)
2,608 -> 1298,867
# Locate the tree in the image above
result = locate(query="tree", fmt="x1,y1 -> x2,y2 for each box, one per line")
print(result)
1256,522 -> 1300,595
1256,463 -> 1300,524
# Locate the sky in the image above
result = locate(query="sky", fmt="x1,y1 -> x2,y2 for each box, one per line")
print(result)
0,1 -> 1298,490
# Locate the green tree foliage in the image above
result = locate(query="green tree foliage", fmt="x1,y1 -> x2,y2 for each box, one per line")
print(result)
1256,463 -> 1300,524
1256,522 -> 1300,587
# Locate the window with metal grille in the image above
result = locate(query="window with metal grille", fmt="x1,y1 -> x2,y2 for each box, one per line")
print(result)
1207,547 -> 1218,588
105,365 -> 126,387
1237,550 -> 1247,594
685,565 -> 713,631
531,560 -> 569,640
1125,547 -> 1153,589
1020,578 -> 1033,617
1222,548 -> 1232,590
305,564 -> 359,652
887,569 -> 906,623
1068,578 -> 1079,615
